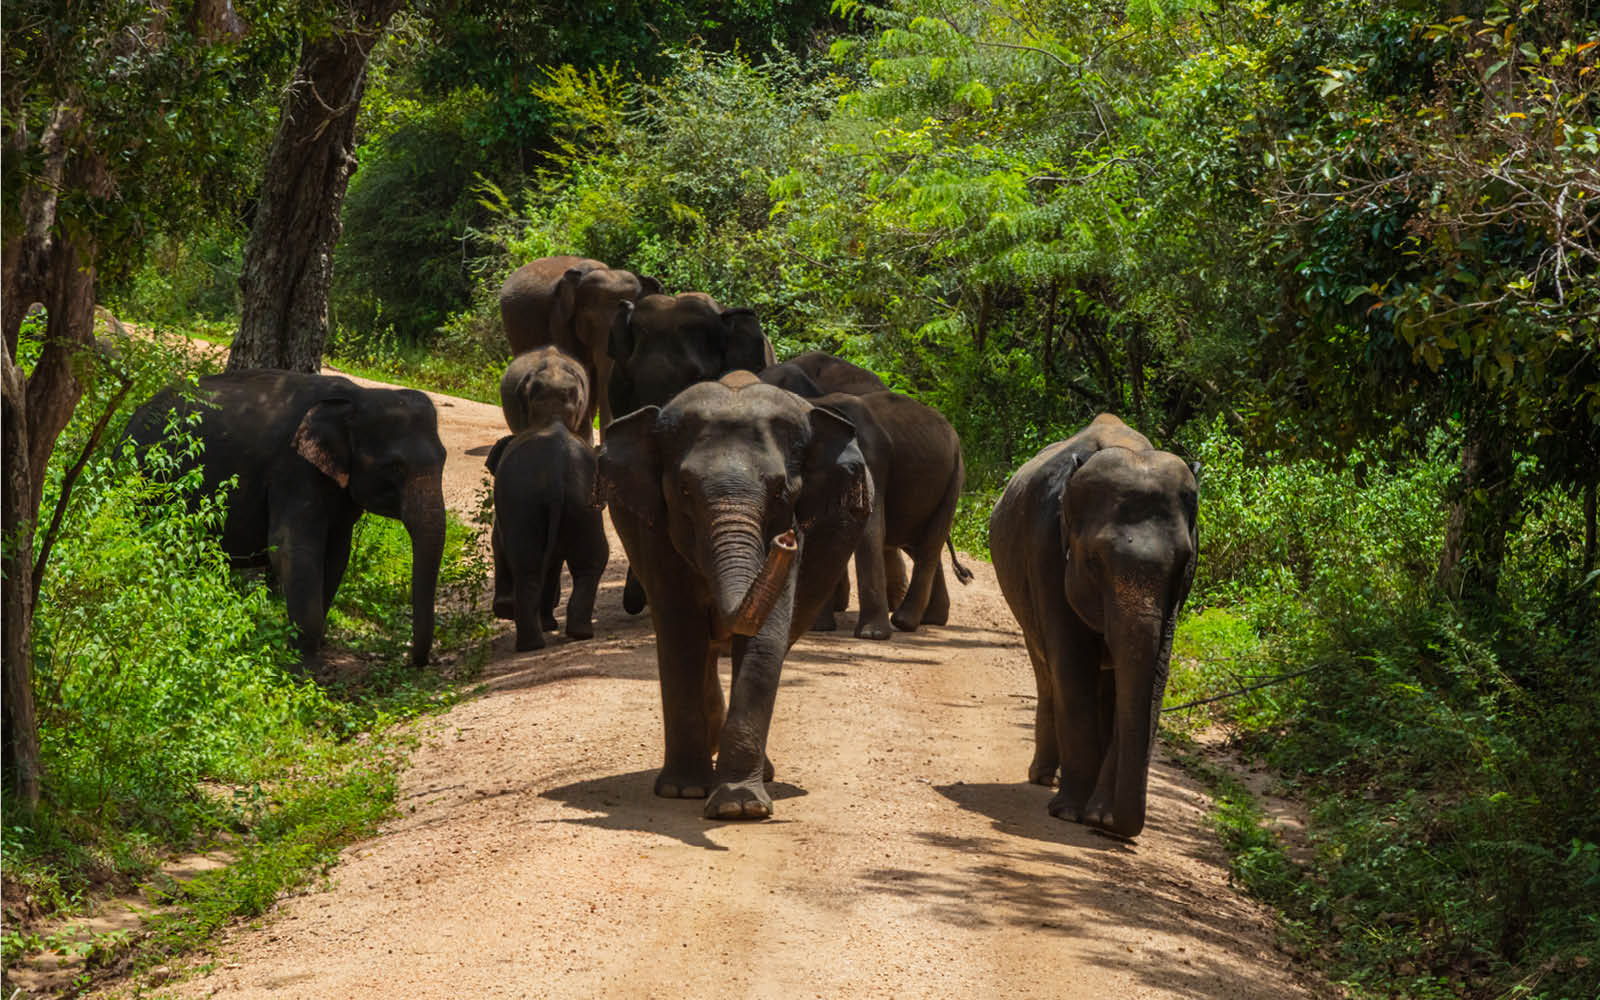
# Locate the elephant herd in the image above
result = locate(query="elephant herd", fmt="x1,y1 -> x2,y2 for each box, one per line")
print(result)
125,255 -> 1200,840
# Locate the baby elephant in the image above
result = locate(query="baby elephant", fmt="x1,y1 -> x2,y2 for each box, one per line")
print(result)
486,425 -> 609,650
501,346 -> 590,438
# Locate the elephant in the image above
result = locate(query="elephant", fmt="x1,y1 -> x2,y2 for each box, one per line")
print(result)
606,291 -> 778,614
127,371 -> 447,668
498,256 -> 662,437
500,346 -> 590,436
597,374 -> 871,819
773,351 -> 888,396
760,381 -> 972,639
605,292 -> 777,421
988,413 -> 1199,839
486,424 -> 608,651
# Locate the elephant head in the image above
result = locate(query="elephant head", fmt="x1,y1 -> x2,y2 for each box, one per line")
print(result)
499,255 -> 607,356
605,293 -> 775,423
500,345 -> 591,437
292,387 -> 448,667
1056,444 -> 1198,837
556,266 -> 663,433
598,379 -> 870,642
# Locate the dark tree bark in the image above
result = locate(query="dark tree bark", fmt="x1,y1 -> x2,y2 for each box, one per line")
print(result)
2,348 -> 44,810
229,0 -> 405,373
1436,416 -> 1518,604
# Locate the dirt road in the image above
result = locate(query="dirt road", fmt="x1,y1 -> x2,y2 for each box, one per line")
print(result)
161,380 -> 1316,1000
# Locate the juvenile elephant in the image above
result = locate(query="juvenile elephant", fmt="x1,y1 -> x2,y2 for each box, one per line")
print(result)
498,256 -> 661,435
775,387 -> 971,639
597,375 -> 871,819
486,425 -> 608,651
989,414 -> 1199,839
500,346 -> 590,436
127,372 -> 447,667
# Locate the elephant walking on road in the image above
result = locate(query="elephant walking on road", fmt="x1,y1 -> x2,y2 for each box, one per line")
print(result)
486,425 -> 608,651
127,372 -> 448,668
597,374 -> 871,820
989,414 -> 1199,839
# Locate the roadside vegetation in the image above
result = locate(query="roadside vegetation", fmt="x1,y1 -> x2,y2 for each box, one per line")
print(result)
0,317 -> 491,990
5,0 -> 1595,997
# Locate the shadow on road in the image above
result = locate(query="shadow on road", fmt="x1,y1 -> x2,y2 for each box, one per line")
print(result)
539,768 -> 809,852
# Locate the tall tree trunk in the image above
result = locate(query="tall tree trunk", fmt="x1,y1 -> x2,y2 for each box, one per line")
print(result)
2,348 -> 44,810
1436,416 -> 1518,604
229,0 -> 403,373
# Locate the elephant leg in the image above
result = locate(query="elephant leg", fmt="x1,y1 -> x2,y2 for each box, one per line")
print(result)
653,613 -> 716,799
854,505 -> 893,640
834,574 -> 850,612
269,507 -> 329,667
541,557 -> 561,632
321,514 -> 357,616
1023,630 -> 1059,787
706,585 -> 794,820
922,563 -> 950,626
1045,614 -> 1103,823
623,567 -> 648,615
513,566 -> 547,652
889,541 -> 943,632
810,574 -> 841,632
565,511 -> 608,641
884,548 -> 908,608
492,518 -> 515,620
724,647 -> 774,781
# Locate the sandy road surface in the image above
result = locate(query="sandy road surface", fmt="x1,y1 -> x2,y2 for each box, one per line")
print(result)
152,378 -> 1317,1000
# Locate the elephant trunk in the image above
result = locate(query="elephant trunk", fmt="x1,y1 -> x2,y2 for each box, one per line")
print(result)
730,530 -> 798,637
402,476 -> 447,667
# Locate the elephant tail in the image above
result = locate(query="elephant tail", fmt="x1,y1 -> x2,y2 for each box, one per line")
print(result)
947,536 -> 974,585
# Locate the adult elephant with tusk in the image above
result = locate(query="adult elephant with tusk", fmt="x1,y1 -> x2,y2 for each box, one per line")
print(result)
127,371 -> 448,669
598,373 -> 871,820
989,414 -> 1199,839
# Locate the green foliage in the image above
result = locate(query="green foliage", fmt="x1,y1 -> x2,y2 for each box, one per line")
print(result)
1170,419 -> 1599,998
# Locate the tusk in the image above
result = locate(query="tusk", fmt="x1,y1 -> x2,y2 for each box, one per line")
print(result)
729,530 -> 798,636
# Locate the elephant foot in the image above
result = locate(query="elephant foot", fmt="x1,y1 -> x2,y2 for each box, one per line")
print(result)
1083,801 -> 1143,840
1046,791 -> 1086,823
855,615 -> 893,640
921,604 -> 949,626
515,629 -> 547,652
541,612 -> 559,632
704,780 -> 772,820
655,768 -> 715,799
494,598 -> 515,620
889,611 -> 921,633
566,621 -> 595,641
1027,760 -> 1058,786
810,610 -> 838,632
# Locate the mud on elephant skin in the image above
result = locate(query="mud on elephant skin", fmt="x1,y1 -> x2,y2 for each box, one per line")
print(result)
127,371 -> 448,668
486,426 -> 608,651
597,374 -> 871,820
989,413 -> 1199,839
500,346 -> 590,437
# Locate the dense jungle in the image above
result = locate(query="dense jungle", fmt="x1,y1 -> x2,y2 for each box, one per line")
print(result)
2,0 -> 1597,997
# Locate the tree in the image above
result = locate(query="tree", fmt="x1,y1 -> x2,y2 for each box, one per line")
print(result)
2,0 -> 289,808
228,0 -> 408,372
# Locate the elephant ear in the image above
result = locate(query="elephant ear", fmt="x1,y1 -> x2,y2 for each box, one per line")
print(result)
635,273 -> 664,297
718,309 -> 769,375
596,405 -> 664,524
485,434 -> 514,475
292,397 -> 355,487
1053,449 -> 1090,561
607,299 -> 636,362
551,267 -> 585,345
798,406 -> 872,533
